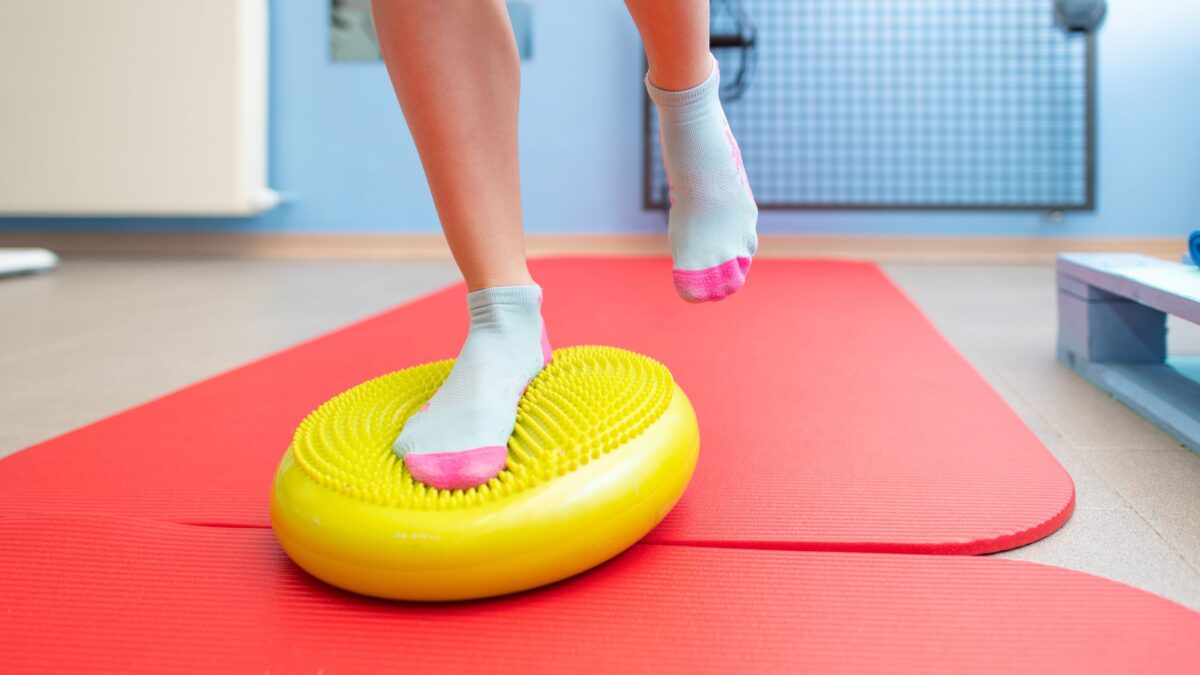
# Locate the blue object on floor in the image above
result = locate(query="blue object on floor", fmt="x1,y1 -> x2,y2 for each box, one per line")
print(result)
1057,253 -> 1200,455
1188,230 -> 1200,266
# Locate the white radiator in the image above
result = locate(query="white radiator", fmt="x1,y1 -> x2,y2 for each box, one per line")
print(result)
0,0 -> 277,216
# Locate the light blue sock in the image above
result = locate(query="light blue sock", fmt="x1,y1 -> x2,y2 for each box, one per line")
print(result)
394,284 -> 550,490
647,56 -> 759,303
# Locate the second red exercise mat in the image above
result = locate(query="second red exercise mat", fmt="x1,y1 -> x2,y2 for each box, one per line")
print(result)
1,515 -> 1195,674
0,258 -> 1073,553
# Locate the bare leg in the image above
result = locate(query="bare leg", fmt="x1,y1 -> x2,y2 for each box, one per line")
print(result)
373,0 -> 531,291
374,1 -> 548,490
624,0 -> 712,90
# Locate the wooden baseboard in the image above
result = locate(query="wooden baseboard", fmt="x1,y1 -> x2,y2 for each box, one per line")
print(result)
0,231 -> 1184,264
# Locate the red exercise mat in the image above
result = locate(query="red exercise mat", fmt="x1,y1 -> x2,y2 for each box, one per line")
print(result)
0,259 -> 1073,553
1,515 -> 1196,674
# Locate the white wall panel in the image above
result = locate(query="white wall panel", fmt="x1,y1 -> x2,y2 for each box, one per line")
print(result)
0,0 -> 276,215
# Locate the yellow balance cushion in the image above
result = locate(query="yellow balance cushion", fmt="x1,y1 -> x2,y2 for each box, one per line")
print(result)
271,346 -> 699,601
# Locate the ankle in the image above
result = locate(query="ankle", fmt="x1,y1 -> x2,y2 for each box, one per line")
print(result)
647,53 -> 715,92
465,270 -> 536,293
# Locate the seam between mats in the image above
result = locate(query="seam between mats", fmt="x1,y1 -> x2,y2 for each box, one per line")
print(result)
645,486 -> 1076,557
173,492 -> 1074,559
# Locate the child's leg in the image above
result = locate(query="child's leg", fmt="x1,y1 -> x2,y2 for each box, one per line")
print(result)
374,0 -> 549,490
373,0 -> 530,291
626,0 -> 759,303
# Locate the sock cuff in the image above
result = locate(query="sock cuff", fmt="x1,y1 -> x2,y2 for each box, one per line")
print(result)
644,55 -> 719,108
466,284 -> 542,311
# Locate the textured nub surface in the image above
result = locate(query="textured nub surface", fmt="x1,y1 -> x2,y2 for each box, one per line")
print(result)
290,346 -> 675,510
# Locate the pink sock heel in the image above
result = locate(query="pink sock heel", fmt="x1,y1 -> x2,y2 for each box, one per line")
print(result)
672,257 -> 752,303
404,445 -> 509,491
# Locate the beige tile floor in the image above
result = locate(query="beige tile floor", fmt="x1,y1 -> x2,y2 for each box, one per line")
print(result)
1,258 -> 1198,611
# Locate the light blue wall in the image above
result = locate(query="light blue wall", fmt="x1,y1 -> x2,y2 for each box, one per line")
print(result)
3,0 -> 1198,237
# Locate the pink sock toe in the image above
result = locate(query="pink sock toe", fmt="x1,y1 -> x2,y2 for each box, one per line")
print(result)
672,257 -> 752,303
404,445 -> 509,491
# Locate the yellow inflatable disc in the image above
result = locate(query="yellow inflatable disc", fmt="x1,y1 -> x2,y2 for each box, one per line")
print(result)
270,345 -> 699,601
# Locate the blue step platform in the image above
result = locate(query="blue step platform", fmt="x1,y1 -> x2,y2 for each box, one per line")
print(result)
1057,253 -> 1200,454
